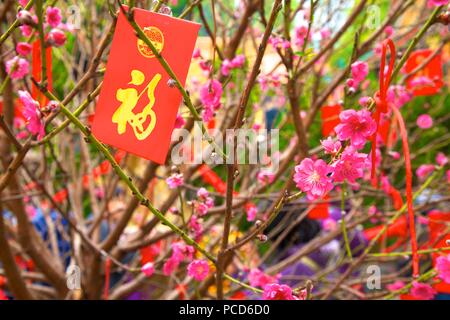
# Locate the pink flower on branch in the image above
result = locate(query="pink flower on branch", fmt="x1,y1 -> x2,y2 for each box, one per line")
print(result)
47,28 -> 67,47
416,114 -> 433,129
16,42 -> 32,56
187,259 -> 209,281
46,7 -> 62,28
321,137 -> 341,155
18,90 -> 45,140
416,164 -> 435,180
262,283 -> 299,300
294,158 -> 333,200
248,269 -> 279,288
436,255 -> 450,284
200,79 -> 222,109
351,61 -> 369,83
141,262 -> 155,277
166,173 -> 184,189
427,0 -> 449,8
335,109 -> 376,149
332,147 -> 368,184
5,56 -> 29,79
410,281 -> 436,300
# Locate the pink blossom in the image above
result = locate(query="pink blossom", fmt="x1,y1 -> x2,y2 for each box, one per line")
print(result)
5,56 -> 29,79
335,109 -> 376,149
384,26 -> 394,37
319,27 -> 331,40
416,164 -> 435,180
410,281 -> 436,300
141,262 -> 155,277
388,151 -> 401,160
16,42 -> 32,56
386,85 -> 412,108
19,25 -> 33,37
294,24 -> 308,47
436,255 -> 450,283
200,79 -> 222,109
294,158 -> 333,200
248,269 -> 279,288
187,260 -> 209,281
351,61 -> 369,83
46,7 -> 62,28
386,280 -> 405,291
436,152 -> 448,166
197,187 -> 209,200
322,218 -> 337,231
417,114 -> 433,129
162,256 -> 180,275
418,216 -> 429,225
230,54 -> 245,68
321,137 -> 341,155
262,283 -> 297,300
47,29 -> 66,47
427,0 -> 449,8
256,170 -> 275,185
202,106 -> 214,122
332,147 -> 368,183
163,242 -> 195,275
174,113 -> 185,128
358,96 -> 371,107
166,173 -> 184,189
172,242 -> 195,261
246,205 -> 257,222
188,215 -> 203,236
18,0 -> 28,7
195,202 -> 209,216
346,78 -> 357,90
19,90 -> 45,139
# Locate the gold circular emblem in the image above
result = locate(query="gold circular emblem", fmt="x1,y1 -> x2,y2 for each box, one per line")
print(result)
137,26 -> 164,58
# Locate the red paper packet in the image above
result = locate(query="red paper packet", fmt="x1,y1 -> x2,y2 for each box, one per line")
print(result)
92,8 -> 200,164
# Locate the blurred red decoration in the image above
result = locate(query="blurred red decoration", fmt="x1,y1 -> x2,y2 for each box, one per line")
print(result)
404,49 -> 444,96
320,104 -> 342,137
31,40 -> 52,106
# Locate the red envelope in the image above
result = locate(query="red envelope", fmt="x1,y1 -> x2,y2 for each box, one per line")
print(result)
404,49 -> 444,96
320,104 -> 342,137
92,8 -> 200,164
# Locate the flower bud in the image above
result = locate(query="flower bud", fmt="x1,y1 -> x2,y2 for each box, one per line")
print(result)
47,29 -> 66,47
17,10 -> 36,27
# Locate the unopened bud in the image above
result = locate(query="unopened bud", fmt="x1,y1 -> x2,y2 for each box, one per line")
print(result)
17,10 -> 36,27
167,79 -> 176,87
256,234 -> 268,242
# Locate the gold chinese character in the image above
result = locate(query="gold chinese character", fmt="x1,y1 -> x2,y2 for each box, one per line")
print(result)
112,70 -> 161,140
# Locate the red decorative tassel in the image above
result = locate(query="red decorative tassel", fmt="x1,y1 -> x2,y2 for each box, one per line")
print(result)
371,39 -> 419,278
371,39 -> 396,186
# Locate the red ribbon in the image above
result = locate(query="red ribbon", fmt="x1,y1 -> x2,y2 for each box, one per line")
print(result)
371,39 -> 419,278
103,257 -> 111,300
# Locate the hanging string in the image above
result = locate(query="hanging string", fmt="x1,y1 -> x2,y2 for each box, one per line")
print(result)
392,106 -> 419,278
371,38 -> 419,278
